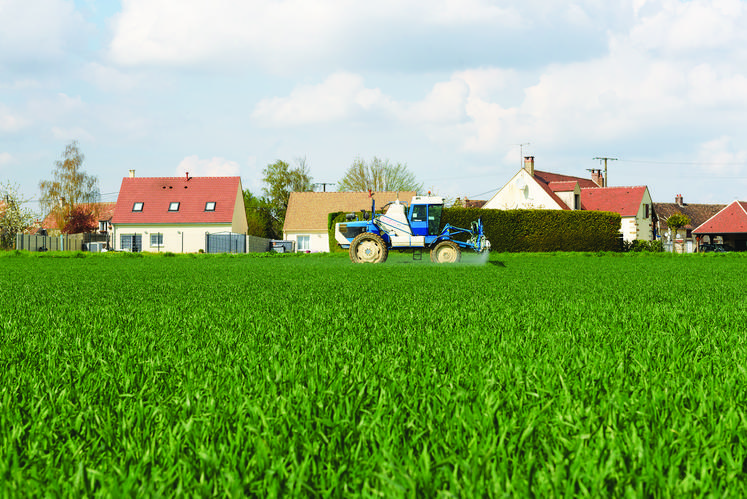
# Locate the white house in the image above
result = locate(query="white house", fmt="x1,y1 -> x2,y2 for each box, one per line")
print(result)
484,157 -> 655,242
110,171 -> 247,253
283,191 -> 416,252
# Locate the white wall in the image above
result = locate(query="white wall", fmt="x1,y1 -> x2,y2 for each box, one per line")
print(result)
112,224 -> 233,253
483,170 -> 564,210
284,230 -> 329,252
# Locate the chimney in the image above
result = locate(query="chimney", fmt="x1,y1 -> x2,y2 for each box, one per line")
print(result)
524,156 -> 535,176
129,169 -> 135,178
675,194 -> 683,206
185,171 -> 190,181
591,169 -> 604,187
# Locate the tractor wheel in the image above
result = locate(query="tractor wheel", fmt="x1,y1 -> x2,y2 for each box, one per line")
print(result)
430,240 -> 461,263
350,233 -> 388,263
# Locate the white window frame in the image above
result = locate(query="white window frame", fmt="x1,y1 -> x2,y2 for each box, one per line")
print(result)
132,202 -> 144,212
120,233 -> 142,252
205,201 -> 216,211
150,233 -> 164,248
168,202 -> 180,212
297,235 -> 310,251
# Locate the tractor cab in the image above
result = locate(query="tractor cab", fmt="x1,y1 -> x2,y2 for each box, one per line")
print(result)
408,196 -> 443,236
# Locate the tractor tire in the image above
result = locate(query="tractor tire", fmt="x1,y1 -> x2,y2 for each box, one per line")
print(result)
350,232 -> 389,263
430,240 -> 461,263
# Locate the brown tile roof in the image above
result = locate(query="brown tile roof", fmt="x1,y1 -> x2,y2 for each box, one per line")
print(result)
463,199 -> 487,208
693,201 -> 747,234
655,202 -> 726,230
580,186 -> 647,217
284,191 -> 417,232
41,202 -> 117,229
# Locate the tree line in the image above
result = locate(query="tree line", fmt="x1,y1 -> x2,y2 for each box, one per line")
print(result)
1,141 -> 424,247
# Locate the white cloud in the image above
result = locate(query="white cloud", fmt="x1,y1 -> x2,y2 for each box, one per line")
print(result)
0,0 -> 88,67
107,0 -> 579,72
252,72 -> 392,126
629,0 -> 747,54
695,137 -> 747,177
82,63 -> 145,92
176,156 -> 240,177
51,126 -> 94,142
0,105 -> 26,132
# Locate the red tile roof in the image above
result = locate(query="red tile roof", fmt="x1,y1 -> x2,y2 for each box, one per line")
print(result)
693,201 -> 747,234
534,170 -> 599,189
580,186 -> 647,217
547,181 -> 578,192
112,176 -> 241,224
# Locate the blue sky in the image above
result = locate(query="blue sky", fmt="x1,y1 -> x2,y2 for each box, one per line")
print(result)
2,0 -> 747,215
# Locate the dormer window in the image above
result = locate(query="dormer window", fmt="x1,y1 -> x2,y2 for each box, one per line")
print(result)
205,202 -> 216,211
168,202 -> 180,212
132,202 -> 143,212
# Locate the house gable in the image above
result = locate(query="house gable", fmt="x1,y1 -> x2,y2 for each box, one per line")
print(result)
693,201 -> 747,234
483,169 -> 569,210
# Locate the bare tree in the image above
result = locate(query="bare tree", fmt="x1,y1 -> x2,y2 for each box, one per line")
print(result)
337,157 -> 422,192
39,141 -> 100,229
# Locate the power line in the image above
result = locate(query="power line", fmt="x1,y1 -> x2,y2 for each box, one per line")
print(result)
618,158 -> 747,166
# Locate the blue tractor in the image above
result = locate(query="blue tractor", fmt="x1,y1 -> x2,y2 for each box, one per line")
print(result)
334,194 -> 490,263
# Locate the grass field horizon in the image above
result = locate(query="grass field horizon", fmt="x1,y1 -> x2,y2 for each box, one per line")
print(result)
2,251 -> 746,495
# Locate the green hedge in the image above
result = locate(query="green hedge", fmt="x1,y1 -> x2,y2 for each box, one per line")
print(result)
328,212 -> 348,253
442,208 -> 622,252
329,208 -> 622,253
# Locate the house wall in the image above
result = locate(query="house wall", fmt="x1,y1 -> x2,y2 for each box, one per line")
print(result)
231,186 -> 249,234
483,170 -> 564,210
555,185 -> 581,210
283,229 -> 329,252
112,224 -> 233,253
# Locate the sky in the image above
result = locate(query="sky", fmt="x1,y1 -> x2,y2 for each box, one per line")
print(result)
2,0 -> 747,215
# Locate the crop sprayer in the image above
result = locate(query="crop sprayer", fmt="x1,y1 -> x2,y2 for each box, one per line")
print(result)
334,192 -> 490,263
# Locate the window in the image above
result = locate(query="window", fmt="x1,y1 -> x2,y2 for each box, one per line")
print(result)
98,220 -> 108,232
297,235 -> 310,251
120,234 -> 142,252
150,233 -> 163,247
132,202 -> 143,212
168,202 -> 180,211
205,202 -> 216,211
411,205 -> 427,222
644,204 -> 650,218
574,194 -> 580,210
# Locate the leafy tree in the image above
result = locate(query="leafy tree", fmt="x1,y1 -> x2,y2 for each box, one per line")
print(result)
39,141 -> 100,228
0,181 -> 37,249
666,213 -> 690,253
62,205 -> 97,234
262,157 -> 313,227
337,157 -> 422,193
243,189 -> 278,239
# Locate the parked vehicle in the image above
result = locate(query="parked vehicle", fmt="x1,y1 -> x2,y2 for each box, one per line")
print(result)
334,193 -> 490,263
700,243 -> 729,253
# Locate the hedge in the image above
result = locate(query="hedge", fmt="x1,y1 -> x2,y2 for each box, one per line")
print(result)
329,207 -> 622,253
442,208 -> 622,252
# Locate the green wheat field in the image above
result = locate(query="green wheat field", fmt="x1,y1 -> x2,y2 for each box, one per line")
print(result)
1,250 -> 746,496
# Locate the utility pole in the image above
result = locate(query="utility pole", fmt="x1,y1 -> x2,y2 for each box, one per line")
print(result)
314,183 -> 335,192
592,157 -> 617,187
